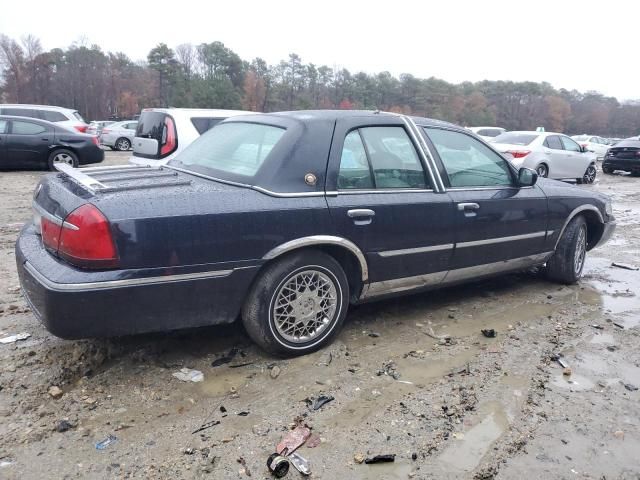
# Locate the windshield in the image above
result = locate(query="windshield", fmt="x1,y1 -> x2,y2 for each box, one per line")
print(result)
169,122 -> 286,177
493,133 -> 538,146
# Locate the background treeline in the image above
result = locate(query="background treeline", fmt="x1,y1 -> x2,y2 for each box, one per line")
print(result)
1,35 -> 639,137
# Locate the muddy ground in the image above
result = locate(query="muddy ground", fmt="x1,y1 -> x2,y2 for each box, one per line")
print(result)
0,153 -> 639,479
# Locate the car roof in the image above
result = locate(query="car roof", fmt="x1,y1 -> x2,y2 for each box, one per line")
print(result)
141,108 -> 253,115
0,104 -> 77,112
0,114 -> 58,125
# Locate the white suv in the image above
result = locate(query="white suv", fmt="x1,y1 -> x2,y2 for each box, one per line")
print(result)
129,108 -> 255,166
0,104 -> 89,133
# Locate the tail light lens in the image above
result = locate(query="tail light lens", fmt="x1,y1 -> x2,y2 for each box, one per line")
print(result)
102,129 -> 110,134
91,136 -> 99,146
160,116 -> 177,156
74,125 -> 88,133
506,150 -> 531,159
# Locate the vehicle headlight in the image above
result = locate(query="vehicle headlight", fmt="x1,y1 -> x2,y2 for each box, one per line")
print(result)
605,200 -> 613,217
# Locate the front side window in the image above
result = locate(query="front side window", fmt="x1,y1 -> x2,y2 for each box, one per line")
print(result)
171,122 -> 285,177
0,120 -> 7,134
561,136 -> 581,152
544,135 -> 563,150
12,121 -> 47,135
425,128 -> 513,188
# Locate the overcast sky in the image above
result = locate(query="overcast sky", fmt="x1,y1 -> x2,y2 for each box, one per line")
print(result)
2,0 -> 638,99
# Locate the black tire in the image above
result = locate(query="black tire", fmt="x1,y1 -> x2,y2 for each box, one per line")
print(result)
114,138 -> 131,151
47,149 -> 78,171
546,216 -> 587,284
581,164 -> 597,184
536,163 -> 549,178
242,250 -> 349,356
602,166 -> 613,174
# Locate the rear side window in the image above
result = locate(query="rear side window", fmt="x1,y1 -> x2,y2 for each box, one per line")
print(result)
41,110 -> 67,122
561,136 -> 581,152
544,136 -> 563,150
73,111 -> 85,122
12,120 -> 47,135
3,108 -> 38,118
338,131 -> 374,189
191,117 -> 224,134
0,120 -> 7,133
171,122 -> 285,177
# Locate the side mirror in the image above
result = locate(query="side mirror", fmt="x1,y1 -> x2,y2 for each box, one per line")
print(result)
518,167 -> 538,187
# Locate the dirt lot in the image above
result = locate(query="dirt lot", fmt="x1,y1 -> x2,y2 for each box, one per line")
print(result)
1,153 -> 639,479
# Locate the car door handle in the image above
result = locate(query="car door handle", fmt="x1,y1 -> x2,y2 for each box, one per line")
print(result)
458,203 -> 480,217
347,209 -> 375,225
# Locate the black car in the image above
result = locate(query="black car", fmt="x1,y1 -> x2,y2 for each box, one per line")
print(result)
16,111 -> 616,356
0,115 -> 104,171
603,137 -> 640,176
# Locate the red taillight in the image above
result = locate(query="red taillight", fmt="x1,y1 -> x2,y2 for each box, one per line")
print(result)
160,116 -> 176,156
506,150 -> 531,159
102,129 -> 110,134
91,136 -> 99,146
41,217 -> 62,253
56,204 -> 118,269
74,125 -> 88,133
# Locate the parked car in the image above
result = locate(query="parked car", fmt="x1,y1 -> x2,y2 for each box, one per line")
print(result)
492,131 -> 597,184
0,104 -> 89,133
467,126 -> 506,142
100,121 -> 138,151
0,115 -> 103,170
129,108 -> 255,166
602,137 -> 640,176
571,135 -> 610,160
87,121 -> 114,137
17,111 -> 615,356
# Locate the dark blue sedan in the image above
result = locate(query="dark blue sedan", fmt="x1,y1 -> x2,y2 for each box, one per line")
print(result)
16,111 -> 616,355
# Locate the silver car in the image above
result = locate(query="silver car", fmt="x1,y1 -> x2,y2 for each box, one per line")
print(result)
100,121 -> 138,151
492,131 -> 598,184
87,120 -> 114,136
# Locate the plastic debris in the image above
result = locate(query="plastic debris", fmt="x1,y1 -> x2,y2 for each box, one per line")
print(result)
611,262 -> 639,271
613,322 -> 625,329
95,434 -> 117,450
591,324 -> 604,330
277,426 -> 311,455
172,368 -> 204,382
551,354 -> 569,369
622,383 -> 638,392
0,332 -> 31,344
289,451 -> 311,476
237,456 -> 251,476
267,453 -> 290,477
364,454 -> 396,464
192,420 -> 220,434
481,329 -> 497,338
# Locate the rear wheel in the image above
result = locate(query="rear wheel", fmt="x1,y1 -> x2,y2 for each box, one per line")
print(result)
47,149 -> 78,171
242,250 -> 349,356
115,138 -> 131,151
546,216 -> 587,284
536,163 -> 549,178
602,166 -> 613,174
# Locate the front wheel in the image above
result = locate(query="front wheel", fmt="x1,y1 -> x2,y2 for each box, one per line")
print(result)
242,250 -> 349,356
47,149 -> 78,171
115,138 -> 131,151
581,165 -> 597,184
546,216 -> 587,284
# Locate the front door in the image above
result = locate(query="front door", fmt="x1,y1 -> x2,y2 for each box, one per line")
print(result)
0,119 -> 7,168
6,119 -> 52,168
326,116 -> 455,297
422,126 -> 549,277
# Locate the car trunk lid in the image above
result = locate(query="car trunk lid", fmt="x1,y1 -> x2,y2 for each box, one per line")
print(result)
606,146 -> 640,160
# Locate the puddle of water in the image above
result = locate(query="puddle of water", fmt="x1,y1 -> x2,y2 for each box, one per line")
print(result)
438,401 -> 509,472
590,333 -> 615,344
551,373 -> 595,391
576,352 -> 640,386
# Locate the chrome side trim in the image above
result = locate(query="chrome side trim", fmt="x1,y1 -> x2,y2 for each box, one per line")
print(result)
361,251 -> 553,300
378,243 -> 454,257
457,231 -> 546,248
325,189 -> 435,195
263,235 -> 369,282
554,205 -> 604,249
399,115 -> 447,192
54,163 -> 107,193
32,201 -> 78,230
24,261 -> 234,292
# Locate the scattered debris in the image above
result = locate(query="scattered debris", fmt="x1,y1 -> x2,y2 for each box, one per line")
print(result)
267,453 -> 290,477
289,451 -> 311,476
237,456 -> 251,477
412,452 -> 418,460
48,386 -> 63,399
220,406 -> 227,413
368,331 -> 380,338
211,347 -> 240,367
377,361 -> 401,380
270,366 -> 281,379
306,395 -> 334,411
364,454 -> 396,464
237,411 -> 250,416
172,368 -> 204,382
551,354 -> 569,369
607,345 -> 618,352
305,434 -> 321,448
183,447 -> 196,455
0,332 -> 31,344
563,367 -> 572,376
55,420 -> 75,433
425,327 -> 450,341
354,453 -> 365,464
614,430 -> 625,440
591,324 -> 604,330
0,461 -> 13,468
622,382 -> 638,392
191,420 -> 220,434
229,362 -> 254,369
613,322 -> 625,329
611,262 -> 639,271
95,434 -> 117,450
481,329 -> 497,338
277,426 -> 311,455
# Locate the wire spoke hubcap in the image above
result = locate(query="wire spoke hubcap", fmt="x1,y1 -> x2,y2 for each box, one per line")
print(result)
574,226 -> 587,274
272,269 -> 338,344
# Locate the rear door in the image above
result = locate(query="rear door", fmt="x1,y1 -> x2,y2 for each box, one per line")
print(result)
422,127 -> 549,275
326,116 -> 455,295
6,119 -> 52,168
0,119 -> 8,168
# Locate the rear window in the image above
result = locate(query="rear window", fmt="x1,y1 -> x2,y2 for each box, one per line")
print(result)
170,122 -> 285,177
72,111 -> 85,123
136,112 -> 166,141
612,139 -> 640,148
41,110 -> 67,122
477,128 -> 503,137
191,117 -> 224,134
493,133 -> 538,146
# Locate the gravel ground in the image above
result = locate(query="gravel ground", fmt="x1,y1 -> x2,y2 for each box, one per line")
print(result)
0,154 -> 638,479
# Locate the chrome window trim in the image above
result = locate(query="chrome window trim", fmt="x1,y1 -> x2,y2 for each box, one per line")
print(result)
399,115 -> 447,192
446,185 -> 534,191
24,261 -> 234,292
456,231 -> 547,248
554,205 -> 604,249
263,235 -> 369,282
378,243 -> 454,257
32,201 -> 79,230
326,188 -> 435,195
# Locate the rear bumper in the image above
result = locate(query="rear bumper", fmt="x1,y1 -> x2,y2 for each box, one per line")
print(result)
16,224 -> 258,339
603,159 -> 640,172
78,147 -> 104,166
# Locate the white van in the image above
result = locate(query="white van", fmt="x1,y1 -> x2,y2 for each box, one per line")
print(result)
129,108 -> 255,166
0,104 -> 89,133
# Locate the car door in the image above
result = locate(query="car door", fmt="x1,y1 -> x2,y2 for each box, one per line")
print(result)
326,116 -> 455,295
560,135 -> 590,178
6,119 -> 52,168
422,127 -> 550,276
542,134 -> 571,178
0,119 -> 8,168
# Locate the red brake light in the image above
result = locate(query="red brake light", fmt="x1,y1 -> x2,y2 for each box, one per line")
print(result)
74,125 -> 88,133
91,136 -> 99,146
41,217 -> 62,253
101,128 -> 110,134
506,150 -> 531,159
160,116 -> 176,156
57,204 -> 118,269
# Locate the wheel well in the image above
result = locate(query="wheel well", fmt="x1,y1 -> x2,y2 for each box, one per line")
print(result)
579,212 -> 604,250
